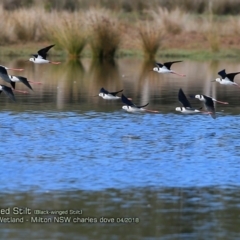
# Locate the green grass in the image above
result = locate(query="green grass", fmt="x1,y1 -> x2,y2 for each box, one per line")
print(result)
2,44 -> 240,61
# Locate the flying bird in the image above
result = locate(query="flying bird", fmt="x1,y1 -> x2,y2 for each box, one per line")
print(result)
29,45 -> 60,64
175,88 -> 202,113
8,75 -> 34,91
0,66 -> 28,94
213,69 -> 240,87
121,94 -> 158,113
0,85 -> 16,101
152,61 -> 186,77
190,94 -> 217,119
98,87 -> 123,100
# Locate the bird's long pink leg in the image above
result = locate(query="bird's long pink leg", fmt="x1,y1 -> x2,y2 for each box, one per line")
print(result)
201,111 -> 213,115
234,83 -> 240,88
28,80 -> 42,85
12,88 -> 28,94
172,71 -> 186,77
144,109 -> 159,113
50,61 -> 61,65
212,98 -> 228,104
7,68 -> 24,71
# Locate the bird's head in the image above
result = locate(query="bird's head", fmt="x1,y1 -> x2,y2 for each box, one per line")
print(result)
215,77 -> 222,83
29,57 -> 34,62
99,92 -> 104,97
153,67 -> 158,72
195,94 -> 205,101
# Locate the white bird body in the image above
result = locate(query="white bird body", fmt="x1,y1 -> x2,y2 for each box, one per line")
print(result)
175,107 -> 201,114
99,93 -> 120,100
215,78 -> 238,86
122,105 -> 146,112
29,58 -> 51,64
121,94 -> 158,113
152,61 -> 186,77
29,45 -> 60,65
8,75 -> 21,82
153,66 -> 172,74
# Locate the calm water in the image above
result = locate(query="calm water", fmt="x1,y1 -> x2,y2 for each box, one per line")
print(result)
1,57 -> 240,239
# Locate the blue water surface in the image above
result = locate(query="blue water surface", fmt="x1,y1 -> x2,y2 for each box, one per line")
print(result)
1,110 -> 240,193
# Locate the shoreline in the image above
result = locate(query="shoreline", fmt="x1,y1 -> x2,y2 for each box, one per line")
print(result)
1,41 -> 240,61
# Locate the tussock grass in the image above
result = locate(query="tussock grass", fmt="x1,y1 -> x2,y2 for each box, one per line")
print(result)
86,8 -> 121,60
0,6 -> 14,44
151,7 -> 189,34
202,13 -> 221,53
137,20 -> 164,60
0,6 -> 47,44
0,2 -> 239,60
45,11 -> 88,58
11,8 -> 44,42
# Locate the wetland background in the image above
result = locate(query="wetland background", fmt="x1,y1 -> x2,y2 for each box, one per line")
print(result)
1,0 -> 240,239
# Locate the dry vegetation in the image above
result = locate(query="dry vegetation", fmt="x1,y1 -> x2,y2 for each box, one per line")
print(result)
0,0 -> 240,59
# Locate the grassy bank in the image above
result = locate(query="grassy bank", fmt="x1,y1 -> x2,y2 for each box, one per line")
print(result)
0,3 -> 240,61
2,44 -> 240,62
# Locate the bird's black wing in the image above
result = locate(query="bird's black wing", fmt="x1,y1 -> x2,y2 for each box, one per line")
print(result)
164,61 -> 182,70
99,87 -> 109,94
0,66 -> 11,84
225,72 -> 240,82
155,62 -> 163,68
121,94 -> 134,106
136,103 -> 149,108
109,89 -> 123,96
17,76 -> 33,90
38,44 -> 55,59
218,69 -> 227,78
203,95 -> 216,119
178,88 -> 192,108
1,85 -> 16,101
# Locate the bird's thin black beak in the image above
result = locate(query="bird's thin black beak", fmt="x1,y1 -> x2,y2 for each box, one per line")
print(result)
211,80 -> 216,82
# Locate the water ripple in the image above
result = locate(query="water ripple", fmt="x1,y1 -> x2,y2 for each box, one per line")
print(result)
1,111 -> 240,192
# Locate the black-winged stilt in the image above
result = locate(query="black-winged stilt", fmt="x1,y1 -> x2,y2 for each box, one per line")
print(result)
121,94 -> 158,113
29,45 -> 60,64
175,88 -> 202,113
152,61 -> 186,77
190,94 -> 217,119
98,87 -> 123,100
0,85 -> 16,101
8,75 -> 34,91
0,66 -> 29,94
213,69 -> 240,87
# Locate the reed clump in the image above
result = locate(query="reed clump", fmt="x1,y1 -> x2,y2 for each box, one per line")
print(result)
137,20 -> 164,60
10,8 -> 46,42
204,22 -> 220,52
151,7 -> 189,35
0,6 -> 14,44
86,8 -> 121,60
45,11 -> 88,58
